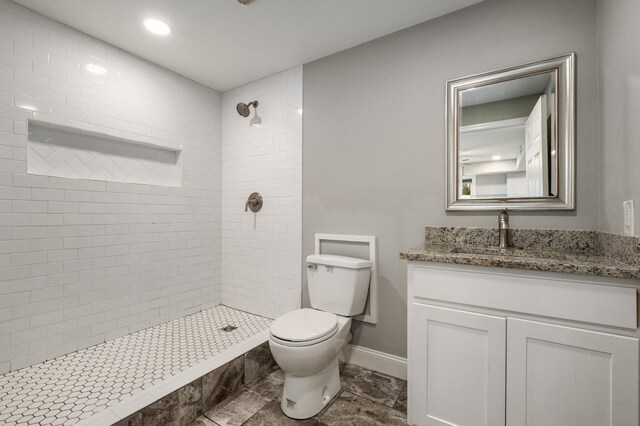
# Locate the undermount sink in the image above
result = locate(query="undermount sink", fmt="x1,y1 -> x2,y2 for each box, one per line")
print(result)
449,246 -> 568,260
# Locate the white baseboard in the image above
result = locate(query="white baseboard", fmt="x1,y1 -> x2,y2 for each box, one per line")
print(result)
340,344 -> 407,380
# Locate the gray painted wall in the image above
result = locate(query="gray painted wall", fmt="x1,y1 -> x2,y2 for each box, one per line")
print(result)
598,0 -> 640,235
303,0 -> 599,357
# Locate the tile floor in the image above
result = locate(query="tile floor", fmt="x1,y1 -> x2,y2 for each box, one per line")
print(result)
189,362 -> 408,426
0,306 -> 272,426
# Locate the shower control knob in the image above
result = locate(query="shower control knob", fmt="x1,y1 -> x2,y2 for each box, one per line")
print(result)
245,192 -> 263,212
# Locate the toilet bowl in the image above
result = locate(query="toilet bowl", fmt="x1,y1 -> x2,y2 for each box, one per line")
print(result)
269,309 -> 352,419
268,254 -> 371,419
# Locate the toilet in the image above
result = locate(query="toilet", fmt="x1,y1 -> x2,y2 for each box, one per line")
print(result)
268,254 -> 371,419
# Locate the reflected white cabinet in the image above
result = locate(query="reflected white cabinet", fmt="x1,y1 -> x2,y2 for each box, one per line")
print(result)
408,263 -> 640,426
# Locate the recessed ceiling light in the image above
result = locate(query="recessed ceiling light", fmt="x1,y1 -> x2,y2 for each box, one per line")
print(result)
84,64 -> 108,75
143,18 -> 172,36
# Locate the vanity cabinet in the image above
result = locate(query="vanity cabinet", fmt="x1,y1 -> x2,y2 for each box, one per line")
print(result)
407,263 -> 639,426
506,318 -> 638,425
412,304 -> 506,425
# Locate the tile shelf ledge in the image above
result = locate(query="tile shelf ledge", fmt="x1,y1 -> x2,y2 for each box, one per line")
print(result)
28,119 -> 183,154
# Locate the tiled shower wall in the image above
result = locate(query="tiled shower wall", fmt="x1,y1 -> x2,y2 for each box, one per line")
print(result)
221,67 -> 302,320
0,1 -> 222,373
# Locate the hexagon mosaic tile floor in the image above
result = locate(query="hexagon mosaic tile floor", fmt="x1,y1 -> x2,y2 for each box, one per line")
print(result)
0,305 -> 272,426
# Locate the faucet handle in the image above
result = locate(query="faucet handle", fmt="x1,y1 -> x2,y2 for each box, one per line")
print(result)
245,192 -> 263,213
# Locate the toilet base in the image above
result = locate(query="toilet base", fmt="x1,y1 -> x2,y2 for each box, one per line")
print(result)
280,356 -> 341,419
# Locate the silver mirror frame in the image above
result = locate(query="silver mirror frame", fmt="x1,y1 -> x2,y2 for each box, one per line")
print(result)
446,53 -> 575,211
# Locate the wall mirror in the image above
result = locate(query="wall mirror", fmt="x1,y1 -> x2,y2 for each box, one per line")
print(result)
446,53 -> 575,211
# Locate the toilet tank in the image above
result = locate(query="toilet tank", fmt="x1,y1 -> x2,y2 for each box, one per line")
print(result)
306,254 -> 371,316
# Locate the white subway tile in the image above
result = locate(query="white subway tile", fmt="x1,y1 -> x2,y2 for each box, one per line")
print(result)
0,306 -> 10,322
12,174 -> 47,188
49,103 -> 81,120
0,213 -> 29,227
30,213 -> 63,225
0,117 -> 12,133
12,146 -> 26,159
34,85 -> 67,105
33,37 -> 65,58
48,201 -> 78,213
47,249 -> 77,263
12,200 -> 47,213
0,144 -> 11,159
46,318 -> 77,336
63,259 -> 92,272
45,342 -> 77,360
0,157 -> 25,173
13,70 -> 48,91
0,1 -> 224,371
47,271 -> 78,287
63,304 -> 91,320
30,286 -> 63,302
0,291 -> 29,310
0,185 -> 30,199
30,261 -> 63,277
29,237 -> 62,251
47,176 -> 79,190
0,313 -> 29,338
11,251 -> 46,266
62,236 -> 92,249
0,342 -> 28,364
10,351 -> 46,371
31,188 -> 64,201
28,334 -> 63,355
11,325 -> 46,346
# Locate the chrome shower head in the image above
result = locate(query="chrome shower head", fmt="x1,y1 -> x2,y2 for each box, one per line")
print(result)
236,101 -> 258,117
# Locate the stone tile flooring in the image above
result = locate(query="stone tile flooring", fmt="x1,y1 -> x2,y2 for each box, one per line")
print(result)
189,362 -> 407,426
0,306 -> 271,426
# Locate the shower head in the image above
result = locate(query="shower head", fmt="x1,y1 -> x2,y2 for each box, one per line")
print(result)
236,101 -> 258,117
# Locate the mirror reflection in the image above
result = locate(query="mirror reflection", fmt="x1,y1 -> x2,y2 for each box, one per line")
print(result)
446,53 -> 575,211
458,71 -> 557,200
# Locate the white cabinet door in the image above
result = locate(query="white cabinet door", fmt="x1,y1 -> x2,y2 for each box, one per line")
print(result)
506,318 -> 639,426
410,304 -> 506,426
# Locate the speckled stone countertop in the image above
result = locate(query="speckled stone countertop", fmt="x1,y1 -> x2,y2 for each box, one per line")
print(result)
400,227 -> 640,280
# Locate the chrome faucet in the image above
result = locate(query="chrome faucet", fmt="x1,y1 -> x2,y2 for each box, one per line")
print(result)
498,209 -> 510,248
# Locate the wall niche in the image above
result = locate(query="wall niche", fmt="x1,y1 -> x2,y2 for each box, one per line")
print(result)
27,120 -> 183,187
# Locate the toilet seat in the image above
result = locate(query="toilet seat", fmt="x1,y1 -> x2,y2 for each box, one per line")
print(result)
270,308 -> 338,347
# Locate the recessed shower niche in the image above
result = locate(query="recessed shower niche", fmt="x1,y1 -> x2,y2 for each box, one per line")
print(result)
27,120 -> 183,187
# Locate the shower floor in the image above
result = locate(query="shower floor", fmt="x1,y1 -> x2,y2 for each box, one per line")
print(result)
0,305 -> 272,426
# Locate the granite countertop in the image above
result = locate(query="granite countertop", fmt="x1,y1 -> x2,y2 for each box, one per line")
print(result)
400,227 -> 640,281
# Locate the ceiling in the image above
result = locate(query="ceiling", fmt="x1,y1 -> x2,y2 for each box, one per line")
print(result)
460,124 -> 525,163
12,0 -> 483,92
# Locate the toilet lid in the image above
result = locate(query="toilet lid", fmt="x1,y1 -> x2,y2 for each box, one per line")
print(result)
270,308 -> 338,342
